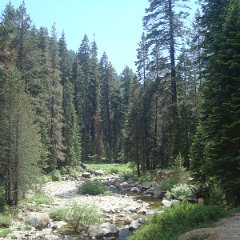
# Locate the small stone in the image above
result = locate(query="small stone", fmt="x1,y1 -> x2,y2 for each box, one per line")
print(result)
95,169 -> 104,176
129,220 -> 141,231
82,172 -> 91,178
130,187 -> 141,193
120,182 -> 129,188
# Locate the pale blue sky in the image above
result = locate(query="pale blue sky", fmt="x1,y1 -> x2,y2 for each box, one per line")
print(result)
0,0 -> 196,74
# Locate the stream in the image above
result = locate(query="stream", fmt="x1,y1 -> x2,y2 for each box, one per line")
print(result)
8,174 -> 164,240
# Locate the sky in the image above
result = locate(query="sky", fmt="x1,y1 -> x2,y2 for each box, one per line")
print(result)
0,0 -> 150,73
0,0 -> 197,74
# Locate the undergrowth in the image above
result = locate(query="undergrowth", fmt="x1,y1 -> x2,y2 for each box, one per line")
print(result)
77,181 -> 107,195
129,203 -> 228,240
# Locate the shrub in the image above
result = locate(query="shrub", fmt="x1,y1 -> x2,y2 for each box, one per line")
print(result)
165,184 -> 193,201
0,228 -> 11,238
0,214 -> 11,228
51,169 -> 62,181
49,207 -> 67,221
130,203 -> 227,240
109,167 -> 119,174
77,181 -> 107,195
49,202 -> 103,231
26,192 -> 54,205
158,155 -> 189,192
206,180 -> 226,206
66,202 -> 103,230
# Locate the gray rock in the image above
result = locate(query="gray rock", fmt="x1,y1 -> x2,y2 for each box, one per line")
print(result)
95,169 -> 104,176
137,208 -> 147,215
141,182 -> 152,189
101,223 -> 119,237
82,172 -> 91,178
153,190 -> 164,198
88,224 -> 104,238
120,182 -> 129,188
51,221 -> 67,230
26,212 -> 50,230
162,199 -> 180,208
130,187 -> 141,193
129,220 -> 141,231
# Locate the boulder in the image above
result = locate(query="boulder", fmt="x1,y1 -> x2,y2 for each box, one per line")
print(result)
26,212 -> 50,230
130,187 -> 141,193
120,182 -> 129,188
162,199 -> 180,208
95,169 -> 104,176
82,172 -> 91,178
88,224 -> 104,238
101,223 -> 119,237
153,190 -> 164,198
141,182 -> 152,189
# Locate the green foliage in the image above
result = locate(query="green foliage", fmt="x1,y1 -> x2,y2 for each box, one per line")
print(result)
190,0 -> 240,204
0,214 -> 11,228
165,184 -> 193,201
49,207 -> 67,221
51,170 -> 62,181
0,187 -> 6,212
26,192 -> 54,205
66,202 -> 103,230
77,181 -> 107,195
158,156 -> 189,192
49,202 -> 103,231
206,180 -> 226,206
85,163 -> 132,176
0,228 -> 11,238
130,203 -> 227,240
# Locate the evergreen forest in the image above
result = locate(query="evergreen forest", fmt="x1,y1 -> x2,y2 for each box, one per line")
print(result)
0,0 -> 239,213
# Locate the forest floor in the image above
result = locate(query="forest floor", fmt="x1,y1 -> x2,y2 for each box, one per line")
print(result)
178,213 -> 240,240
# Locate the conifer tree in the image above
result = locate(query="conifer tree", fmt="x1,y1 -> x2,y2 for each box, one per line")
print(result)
59,32 -> 81,167
48,24 -> 64,170
0,69 -> 41,206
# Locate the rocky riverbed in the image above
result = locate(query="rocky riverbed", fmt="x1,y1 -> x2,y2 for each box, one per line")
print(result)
3,172 -> 165,240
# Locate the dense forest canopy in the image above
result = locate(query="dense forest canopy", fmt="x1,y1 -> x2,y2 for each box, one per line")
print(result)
0,0 -> 239,206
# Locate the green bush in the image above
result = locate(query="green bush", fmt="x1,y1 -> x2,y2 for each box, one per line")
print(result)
130,203 -> 227,240
77,181 -> 107,195
165,184 -> 193,201
49,207 -> 67,221
207,181 -> 226,206
109,167 -> 119,174
0,214 -> 11,228
66,202 -> 103,230
26,192 -> 54,205
51,169 -> 62,181
49,202 -> 103,231
0,228 -> 11,238
158,156 -> 189,192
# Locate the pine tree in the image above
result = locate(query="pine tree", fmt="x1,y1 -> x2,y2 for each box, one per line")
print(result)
0,69 -> 42,206
191,0 -> 240,203
48,24 -> 64,170
77,35 -> 92,161
135,33 -> 149,85
59,32 -> 81,167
